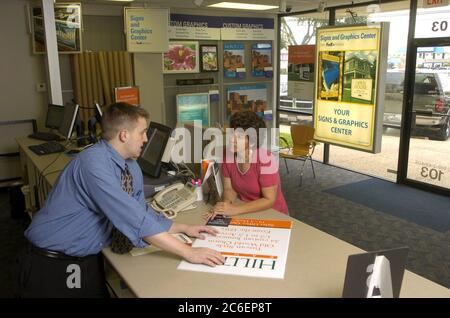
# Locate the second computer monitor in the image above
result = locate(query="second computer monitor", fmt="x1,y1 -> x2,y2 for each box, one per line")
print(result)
58,103 -> 79,140
45,104 -> 65,130
137,122 -> 172,178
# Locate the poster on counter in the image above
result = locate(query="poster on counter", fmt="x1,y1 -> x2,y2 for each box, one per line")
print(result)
223,43 -> 246,79
252,43 -> 273,78
288,45 -> 315,100
314,24 -> 389,153
124,8 -> 169,53
178,217 -> 292,279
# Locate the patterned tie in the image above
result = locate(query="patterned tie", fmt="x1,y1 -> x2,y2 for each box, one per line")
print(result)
111,163 -> 135,254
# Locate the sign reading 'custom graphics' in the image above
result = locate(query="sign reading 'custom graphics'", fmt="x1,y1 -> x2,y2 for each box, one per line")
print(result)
314,24 -> 389,153
124,8 -> 169,52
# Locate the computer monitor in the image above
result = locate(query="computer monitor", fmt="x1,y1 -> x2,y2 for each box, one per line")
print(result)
137,122 -> 172,178
45,104 -> 65,130
95,102 -> 102,119
58,103 -> 79,140
176,93 -> 210,126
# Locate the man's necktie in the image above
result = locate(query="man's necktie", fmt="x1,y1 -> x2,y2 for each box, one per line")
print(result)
111,163 -> 135,254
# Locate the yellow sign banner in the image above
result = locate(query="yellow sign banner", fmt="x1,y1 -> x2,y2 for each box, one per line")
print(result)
314,100 -> 374,150
317,26 -> 379,51
314,24 -> 386,153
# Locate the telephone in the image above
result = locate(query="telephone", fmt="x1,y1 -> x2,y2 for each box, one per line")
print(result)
148,182 -> 197,219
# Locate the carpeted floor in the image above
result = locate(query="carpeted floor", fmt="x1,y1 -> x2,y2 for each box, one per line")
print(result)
279,159 -> 450,289
0,161 -> 449,297
324,178 -> 450,233
0,187 -> 29,298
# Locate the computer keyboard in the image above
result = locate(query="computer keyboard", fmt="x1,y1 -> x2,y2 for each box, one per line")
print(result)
28,141 -> 66,155
28,131 -> 61,141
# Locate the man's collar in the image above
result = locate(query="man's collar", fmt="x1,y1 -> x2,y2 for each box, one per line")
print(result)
100,139 -> 127,170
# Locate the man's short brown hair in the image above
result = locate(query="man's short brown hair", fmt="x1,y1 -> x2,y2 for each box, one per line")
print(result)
101,102 -> 150,141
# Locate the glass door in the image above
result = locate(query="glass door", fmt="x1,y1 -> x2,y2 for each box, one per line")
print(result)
406,45 -> 450,190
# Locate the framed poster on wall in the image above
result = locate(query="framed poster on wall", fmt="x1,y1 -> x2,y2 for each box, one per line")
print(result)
31,3 -> 82,54
162,41 -> 199,74
200,45 -> 218,72
251,43 -> 273,78
226,84 -> 271,121
224,43 -> 246,79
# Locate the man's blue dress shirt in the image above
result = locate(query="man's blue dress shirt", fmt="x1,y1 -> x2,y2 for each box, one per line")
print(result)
25,139 -> 173,257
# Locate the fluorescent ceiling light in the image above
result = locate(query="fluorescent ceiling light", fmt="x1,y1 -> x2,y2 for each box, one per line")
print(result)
208,2 -> 279,10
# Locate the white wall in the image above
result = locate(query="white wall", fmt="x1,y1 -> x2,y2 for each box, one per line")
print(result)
0,0 -> 47,129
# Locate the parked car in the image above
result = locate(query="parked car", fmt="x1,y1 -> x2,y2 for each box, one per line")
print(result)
384,70 -> 450,141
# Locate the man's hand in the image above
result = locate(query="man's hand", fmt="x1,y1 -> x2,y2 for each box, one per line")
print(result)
184,225 -> 218,240
184,247 -> 225,267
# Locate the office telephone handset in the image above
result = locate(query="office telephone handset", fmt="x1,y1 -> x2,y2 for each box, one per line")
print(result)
148,182 -> 197,219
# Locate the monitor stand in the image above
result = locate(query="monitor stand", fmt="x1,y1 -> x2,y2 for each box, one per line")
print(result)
143,171 -> 181,198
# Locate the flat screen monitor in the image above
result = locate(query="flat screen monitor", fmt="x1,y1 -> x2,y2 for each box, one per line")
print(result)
45,104 -> 65,130
176,93 -> 210,127
95,102 -> 102,118
138,122 -> 172,178
58,103 -> 79,140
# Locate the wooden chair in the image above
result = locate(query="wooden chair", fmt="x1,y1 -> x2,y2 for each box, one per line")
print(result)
279,124 -> 316,186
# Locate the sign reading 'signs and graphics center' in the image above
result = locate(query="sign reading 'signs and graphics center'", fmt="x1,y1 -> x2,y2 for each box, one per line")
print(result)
314,23 -> 389,153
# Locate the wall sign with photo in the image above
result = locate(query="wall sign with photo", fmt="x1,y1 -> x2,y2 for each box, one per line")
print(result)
224,43 -> 246,79
251,43 -> 273,78
226,84 -> 271,121
162,41 -> 199,74
200,45 -> 218,72
31,3 -> 82,54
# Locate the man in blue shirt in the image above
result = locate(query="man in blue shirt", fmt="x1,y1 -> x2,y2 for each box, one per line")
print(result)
15,103 -> 224,298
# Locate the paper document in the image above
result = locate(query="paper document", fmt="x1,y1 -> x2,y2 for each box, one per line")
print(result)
178,217 -> 292,279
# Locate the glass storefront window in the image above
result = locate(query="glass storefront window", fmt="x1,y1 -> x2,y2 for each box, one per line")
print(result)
415,3 -> 450,39
279,12 -> 328,161
327,1 -> 410,182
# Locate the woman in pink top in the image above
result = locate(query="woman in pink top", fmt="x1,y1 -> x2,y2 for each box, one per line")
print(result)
205,111 -> 288,219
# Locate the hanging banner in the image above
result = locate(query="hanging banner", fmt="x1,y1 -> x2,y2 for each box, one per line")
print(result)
314,24 -> 389,153
169,14 -> 221,40
221,17 -> 274,40
288,45 -> 315,100
124,8 -> 169,53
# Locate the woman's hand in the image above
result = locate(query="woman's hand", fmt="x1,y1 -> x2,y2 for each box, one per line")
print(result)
202,201 -> 234,221
183,225 -> 218,239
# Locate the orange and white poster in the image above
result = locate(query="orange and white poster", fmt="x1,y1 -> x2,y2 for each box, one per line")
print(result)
288,45 -> 315,100
114,86 -> 140,106
178,217 -> 292,279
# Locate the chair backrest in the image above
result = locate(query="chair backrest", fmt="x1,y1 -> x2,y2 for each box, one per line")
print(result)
290,124 -> 315,153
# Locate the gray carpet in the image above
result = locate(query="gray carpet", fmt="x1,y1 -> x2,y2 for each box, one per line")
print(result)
279,159 -> 450,289
324,178 -> 450,233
